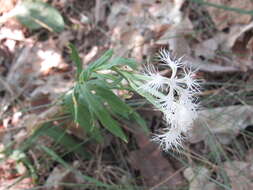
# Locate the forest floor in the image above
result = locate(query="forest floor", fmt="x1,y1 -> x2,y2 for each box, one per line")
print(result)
1,0 -> 253,190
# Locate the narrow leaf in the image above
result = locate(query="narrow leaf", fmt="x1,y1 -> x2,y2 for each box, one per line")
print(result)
64,88 -> 100,138
79,84 -> 128,142
88,82 -> 132,118
88,50 -> 113,71
96,57 -> 138,70
69,44 -> 82,80
20,122 -> 90,159
44,126 -> 91,159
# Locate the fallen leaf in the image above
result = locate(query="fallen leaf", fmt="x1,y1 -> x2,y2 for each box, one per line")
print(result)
4,40 -> 71,100
206,0 -> 253,30
57,31 -> 75,50
45,166 -> 71,190
107,1 -> 179,61
0,157 -> 33,190
189,105 -> 253,144
194,33 -> 224,58
223,22 -> 253,70
245,148 -> 253,163
30,93 -> 51,114
156,17 -> 193,57
187,56 -> 239,73
224,161 -> 253,190
129,134 -> 185,189
184,167 -> 218,190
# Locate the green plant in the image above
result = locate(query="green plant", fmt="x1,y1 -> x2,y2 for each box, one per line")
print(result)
6,44 -> 150,188
64,44 -> 148,143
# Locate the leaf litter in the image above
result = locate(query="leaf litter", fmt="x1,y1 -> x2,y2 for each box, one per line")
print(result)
0,0 -> 253,189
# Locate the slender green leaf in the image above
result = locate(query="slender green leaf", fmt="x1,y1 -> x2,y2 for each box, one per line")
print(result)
88,82 -> 132,118
64,88 -> 103,140
72,89 -> 79,123
79,84 -> 128,142
89,125 -> 104,143
80,50 -> 114,81
96,57 -> 138,70
130,112 -> 148,133
75,92 -> 93,133
19,123 -> 54,151
87,79 -> 148,133
20,122 -> 90,159
88,49 -> 113,71
69,44 -> 82,79
91,73 -> 124,88
20,155 -> 38,180
44,126 -> 91,159
117,70 -> 162,104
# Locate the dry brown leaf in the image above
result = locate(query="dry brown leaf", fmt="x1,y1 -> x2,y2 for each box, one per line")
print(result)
223,23 -> 253,49
189,105 -> 253,144
0,26 -> 25,42
221,22 -> 253,70
129,134 -> 185,189
107,1 -> 180,61
30,74 -> 72,100
224,161 -> 253,190
45,160 -> 129,190
184,55 -> 239,73
192,22 -> 253,71
245,148 -> 253,163
0,156 -> 33,190
191,22 -> 253,71
45,166 -> 72,190
206,0 -> 253,30
94,0 -> 106,24
5,42 -> 67,95
0,178 -> 33,190
184,167 -> 218,190
194,33 -> 225,59
30,93 -> 51,114
0,39 -> 71,115
23,105 -> 62,135
57,31 -> 75,50
156,17 -> 193,57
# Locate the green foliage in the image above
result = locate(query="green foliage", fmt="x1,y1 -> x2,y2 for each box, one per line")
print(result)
69,44 -> 83,79
64,44 -> 148,142
15,0 -> 64,32
20,122 -> 91,159
12,45 -> 148,187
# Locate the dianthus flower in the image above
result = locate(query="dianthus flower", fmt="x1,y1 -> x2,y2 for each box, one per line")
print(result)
138,49 -> 200,150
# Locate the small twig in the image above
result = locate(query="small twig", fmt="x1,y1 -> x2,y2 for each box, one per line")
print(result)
149,167 -> 186,190
0,75 -> 15,96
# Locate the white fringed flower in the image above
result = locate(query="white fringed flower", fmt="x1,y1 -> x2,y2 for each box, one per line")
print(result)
139,64 -> 166,95
139,50 -> 200,151
152,127 -> 184,151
